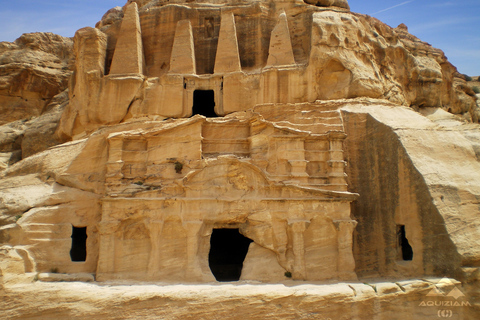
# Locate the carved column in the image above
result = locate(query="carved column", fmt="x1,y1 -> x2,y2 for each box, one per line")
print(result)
327,132 -> 347,188
272,218 -> 289,269
288,219 -> 310,280
105,137 -> 124,192
334,220 -> 358,280
147,220 -> 164,277
109,2 -> 145,75
96,221 -> 121,280
183,221 -> 204,281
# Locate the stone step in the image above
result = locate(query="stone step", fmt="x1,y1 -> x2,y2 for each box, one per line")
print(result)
308,183 -> 348,191
301,110 -> 341,118
29,238 -> 68,244
311,104 -> 344,112
285,123 -> 344,134
275,117 -> 343,126
38,273 -> 95,282
22,223 -> 58,232
203,152 -> 250,158
22,223 -> 72,239
24,231 -> 55,239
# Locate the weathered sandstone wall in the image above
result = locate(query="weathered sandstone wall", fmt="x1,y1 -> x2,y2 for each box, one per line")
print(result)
0,33 -> 73,125
342,102 -> 480,286
0,33 -> 74,170
59,0 -> 477,138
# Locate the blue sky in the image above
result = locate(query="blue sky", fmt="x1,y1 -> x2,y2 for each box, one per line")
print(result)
1,0 -> 479,75
349,0 -> 480,76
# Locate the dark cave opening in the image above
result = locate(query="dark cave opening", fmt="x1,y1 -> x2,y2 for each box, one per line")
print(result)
70,226 -> 87,262
192,90 -> 217,117
208,228 -> 253,281
397,225 -> 413,261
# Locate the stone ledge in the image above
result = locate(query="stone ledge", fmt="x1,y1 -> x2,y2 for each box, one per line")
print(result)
37,272 -> 95,282
1,278 -> 475,319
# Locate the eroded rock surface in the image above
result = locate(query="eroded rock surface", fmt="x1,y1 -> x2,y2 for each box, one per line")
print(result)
0,33 -> 73,125
2,279 -> 475,320
58,0 -> 477,139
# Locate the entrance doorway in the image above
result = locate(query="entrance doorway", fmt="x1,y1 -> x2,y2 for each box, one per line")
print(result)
208,228 -> 253,281
70,226 -> 87,262
192,90 -> 217,117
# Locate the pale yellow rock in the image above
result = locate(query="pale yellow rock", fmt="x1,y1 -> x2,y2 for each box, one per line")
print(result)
169,19 -> 196,74
214,12 -> 242,73
266,11 -> 296,67
0,246 -> 29,275
240,242 -> 287,281
37,272 -> 95,282
96,117 -> 357,281
341,102 -> 480,277
109,3 -> 145,75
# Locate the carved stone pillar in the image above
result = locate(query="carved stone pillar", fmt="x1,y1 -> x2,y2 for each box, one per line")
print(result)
334,220 -> 358,280
288,219 -> 310,280
327,132 -> 347,188
272,218 -> 289,269
106,137 -> 124,192
183,220 -> 204,281
96,221 -> 120,280
288,160 -> 309,183
147,220 -> 164,277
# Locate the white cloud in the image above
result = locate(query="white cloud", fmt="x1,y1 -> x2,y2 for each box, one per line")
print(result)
371,1 -> 415,15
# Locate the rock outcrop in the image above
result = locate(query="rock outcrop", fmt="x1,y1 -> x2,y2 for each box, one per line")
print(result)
2,279 -> 476,319
0,33 -> 73,125
0,89 -> 69,171
57,0 -> 477,139
0,33 -> 73,168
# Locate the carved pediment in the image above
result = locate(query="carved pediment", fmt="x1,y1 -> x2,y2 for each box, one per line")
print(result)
182,157 -> 357,201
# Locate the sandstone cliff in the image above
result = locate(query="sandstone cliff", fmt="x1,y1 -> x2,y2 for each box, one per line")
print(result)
0,33 -> 74,170
0,33 -> 73,125
58,0 -> 477,140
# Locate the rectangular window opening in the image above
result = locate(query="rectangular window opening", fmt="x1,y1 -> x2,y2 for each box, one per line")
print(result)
70,226 -> 87,262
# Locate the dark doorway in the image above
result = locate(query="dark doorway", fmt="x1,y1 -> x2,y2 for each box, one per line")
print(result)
70,226 -> 87,262
192,90 -> 217,117
397,225 -> 413,261
208,228 -> 253,281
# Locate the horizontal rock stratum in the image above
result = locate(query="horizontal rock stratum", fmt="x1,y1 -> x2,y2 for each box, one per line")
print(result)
0,0 -> 479,319
1,278 -> 474,319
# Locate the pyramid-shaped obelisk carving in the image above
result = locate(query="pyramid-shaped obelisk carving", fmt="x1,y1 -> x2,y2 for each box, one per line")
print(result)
266,11 -> 296,67
109,2 -> 145,75
214,12 -> 242,73
169,20 -> 196,74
